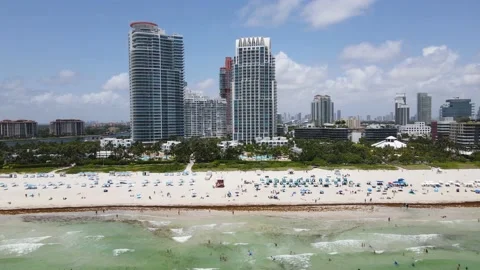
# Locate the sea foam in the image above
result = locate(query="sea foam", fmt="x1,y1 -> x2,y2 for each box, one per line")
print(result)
65,231 -> 82,235
113,248 -> 135,256
293,228 -> 310,232
190,224 -> 217,231
405,245 -> 434,254
84,235 -> 104,241
311,239 -> 362,253
371,233 -> 439,242
269,253 -> 314,270
170,228 -> 184,235
0,243 -> 46,256
0,236 -> 52,245
172,235 -> 192,243
148,221 -> 171,227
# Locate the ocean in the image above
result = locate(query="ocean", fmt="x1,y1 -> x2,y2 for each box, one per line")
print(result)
0,207 -> 479,269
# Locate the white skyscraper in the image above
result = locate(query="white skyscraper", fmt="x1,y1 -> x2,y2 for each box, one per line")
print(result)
184,91 -> 226,138
232,37 -> 277,143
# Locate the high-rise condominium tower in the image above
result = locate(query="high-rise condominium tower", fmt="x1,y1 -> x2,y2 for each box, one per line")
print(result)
219,57 -> 233,135
311,95 -> 334,127
129,22 -> 185,142
395,93 -> 410,125
184,91 -> 227,138
232,37 -> 277,142
417,93 -> 432,124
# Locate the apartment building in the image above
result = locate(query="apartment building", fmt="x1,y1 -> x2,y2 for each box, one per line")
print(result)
0,120 -> 38,138
49,119 -> 85,136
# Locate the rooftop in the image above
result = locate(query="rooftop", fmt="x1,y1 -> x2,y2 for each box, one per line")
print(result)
130,21 -> 158,28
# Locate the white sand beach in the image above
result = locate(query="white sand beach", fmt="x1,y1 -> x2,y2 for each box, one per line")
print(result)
1,168 -> 480,210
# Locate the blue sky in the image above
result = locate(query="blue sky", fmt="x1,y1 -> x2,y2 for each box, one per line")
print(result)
0,0 -> 479,123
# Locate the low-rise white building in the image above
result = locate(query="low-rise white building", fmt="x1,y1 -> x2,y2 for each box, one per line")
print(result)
162,141 -> 181,152
217,140 -> 242,150
100,138 -> 133,148
371,136 -> 406,149
350,131 -> 362,143
398,122 -> 431,136
96,150 -> 113,159
254,137 -> 289,147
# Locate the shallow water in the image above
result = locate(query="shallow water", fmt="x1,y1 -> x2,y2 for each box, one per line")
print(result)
0,208 -> 479,269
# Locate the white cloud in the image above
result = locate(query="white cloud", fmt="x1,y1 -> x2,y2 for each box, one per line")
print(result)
58,69 -> 76,79
238,0 -> 377,29
275,51 -> 328,108
30,90 -> 122,106
81,91 -> 121,104
341,40 -> 402,62
301,0 -> 376,28
194,78 -> 216,91
239,0 -> 302,27
0,74 -> 129,121
102,72 -> 129,91
274,45 -> 479,116
42,69 -> 77,84
388,45 -> 458,81
460,64 -> 480,85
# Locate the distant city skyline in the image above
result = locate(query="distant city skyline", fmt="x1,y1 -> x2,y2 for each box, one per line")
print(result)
0,1 -> 479,122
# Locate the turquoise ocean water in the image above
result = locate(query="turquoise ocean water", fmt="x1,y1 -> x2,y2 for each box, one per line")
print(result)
0,208 -> 479,270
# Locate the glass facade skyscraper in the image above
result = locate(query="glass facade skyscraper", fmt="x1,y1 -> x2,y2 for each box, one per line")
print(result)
311,95 -> 334,127
219,57 -> 233,135
232,37 -> 277,143
129,22 -> 185,142
416,92 -> 432,124
440,98 -> 475,120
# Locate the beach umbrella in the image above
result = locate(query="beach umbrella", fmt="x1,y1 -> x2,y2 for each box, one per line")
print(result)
367,188 -> 372,192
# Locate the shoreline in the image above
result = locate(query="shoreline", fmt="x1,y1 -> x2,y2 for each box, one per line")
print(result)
2,201 -> 480,215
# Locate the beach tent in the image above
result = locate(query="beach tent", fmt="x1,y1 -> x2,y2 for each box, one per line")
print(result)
216,179 -> 225,188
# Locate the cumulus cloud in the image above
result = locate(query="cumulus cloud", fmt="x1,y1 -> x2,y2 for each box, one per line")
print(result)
102,72 -> 129,91
301,0 -> 376,28
42,69 -> 77,84
341,40 -> 402,62
0,74 -> 129,122
239,0 -> 302,27
30,90 -> 123,106
238,0 -> 377,29
388,45 -> 458,80
191,78 -> 218,97
275,51 -> 328,108
274,45 -> 479,116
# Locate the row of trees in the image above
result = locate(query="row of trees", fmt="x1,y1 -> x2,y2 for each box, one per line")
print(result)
292,137 -> 480,165
0,140 -> 163,167
1,136 -> 479,168
170,138 -> 293,163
